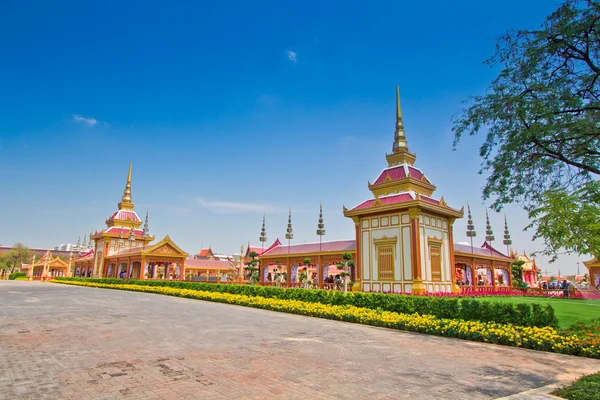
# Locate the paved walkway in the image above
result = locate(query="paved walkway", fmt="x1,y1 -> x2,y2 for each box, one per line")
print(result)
1,281 -> 599,400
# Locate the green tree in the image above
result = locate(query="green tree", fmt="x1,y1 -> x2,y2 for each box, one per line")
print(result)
453,0 -> 600,259
511,259 -> 527,288
300,257 -> 311,288
244,251 -> 260,284
273,259 -> 287,287
0,243 -> 32,275
337,252 -> 355,294
529,182 -> 600,260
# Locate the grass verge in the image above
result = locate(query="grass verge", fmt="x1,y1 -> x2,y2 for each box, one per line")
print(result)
482,296 -> 600,329
553,372 -> 600,399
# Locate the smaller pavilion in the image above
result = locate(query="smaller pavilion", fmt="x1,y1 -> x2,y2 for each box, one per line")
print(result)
195,248 -> 215,260
184,258 -> 235,281
89,163 -> 189,280
454,242 -> 513,292
21,251 -> 70,280
584,258 -> 600,290
73,249 -> 94,277
103,235 -> 188,280
258,240 -> 357,288
511,250 -> 539,288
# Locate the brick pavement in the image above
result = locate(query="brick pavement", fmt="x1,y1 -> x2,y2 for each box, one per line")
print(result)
1,281 -> 599,400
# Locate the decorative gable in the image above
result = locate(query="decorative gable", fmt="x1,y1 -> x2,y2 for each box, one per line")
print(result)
150,244 -> 179,255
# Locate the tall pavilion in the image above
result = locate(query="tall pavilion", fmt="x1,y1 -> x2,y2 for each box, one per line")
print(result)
344,87 -> 464,294
90,163 -> 155,277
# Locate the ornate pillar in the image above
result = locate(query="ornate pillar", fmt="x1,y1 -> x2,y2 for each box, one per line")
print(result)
491,260 -> 496,289
353,217 -> 361,291
318,262 -> 323,289
286,257 -> 291,288
140,258 -> 146,280
448,218 -> 459,293
472,258 -> 476,290
180,260 -> 185,281
127,258 -> 132,280
409,207 -> 425,294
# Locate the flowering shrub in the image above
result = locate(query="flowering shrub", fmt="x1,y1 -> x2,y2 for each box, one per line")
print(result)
54,277 -> 558,327
53,279 -> 600,359
378,289 -> 600,300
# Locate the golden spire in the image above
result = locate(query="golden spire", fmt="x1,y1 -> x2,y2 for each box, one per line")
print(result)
392,86 -> 408,153
386,86 -> 416,166
396,85 -> 402,120
118,162 -> 135,210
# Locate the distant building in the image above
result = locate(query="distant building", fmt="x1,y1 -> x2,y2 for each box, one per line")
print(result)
511,250 -> 540,288
0,246 -> 75,260
195,248 -> 215,260
54,243 -> 85,252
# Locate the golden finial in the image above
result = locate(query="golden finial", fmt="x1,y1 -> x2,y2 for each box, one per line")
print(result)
392,86 -> 408,154
396,85 -> 402,121
118,162 -> 134,210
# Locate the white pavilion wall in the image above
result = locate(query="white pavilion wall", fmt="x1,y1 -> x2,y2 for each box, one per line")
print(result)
418,213 -> 452,293
360,212 -> 413,293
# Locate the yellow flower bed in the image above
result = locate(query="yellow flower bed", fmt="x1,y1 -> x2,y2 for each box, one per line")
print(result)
55,280 -> 600,359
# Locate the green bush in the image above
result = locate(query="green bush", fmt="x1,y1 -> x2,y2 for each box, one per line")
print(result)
553,372 -> 600,400
53,277 -> 558,328
8,272 -> 27,280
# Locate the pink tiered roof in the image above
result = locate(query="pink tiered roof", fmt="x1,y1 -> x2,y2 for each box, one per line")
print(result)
350,192 -> 415,211
372,164 -> 430,185
108,210 -> 141,223
349,192 -> 446,212
103,227 -> 144,237
261,240 -> 355,256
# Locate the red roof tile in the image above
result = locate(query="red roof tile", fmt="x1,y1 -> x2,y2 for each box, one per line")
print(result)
261,240 -> 355,257
420,195 -> 440,205
198,248 -> 213,257
75,249 -> 94,261
373,165 -> 407,184
454,242 -> 510,259
246,239 -> 282,256
185,259 -> 234,269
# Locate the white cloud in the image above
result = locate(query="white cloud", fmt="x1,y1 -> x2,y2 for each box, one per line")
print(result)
285,49 -> 298,64
72,114 -> 99,126
197,198 -> 277,214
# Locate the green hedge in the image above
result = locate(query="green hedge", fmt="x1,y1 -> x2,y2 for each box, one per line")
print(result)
55,277 -> 558,328
8,272 -> 27,280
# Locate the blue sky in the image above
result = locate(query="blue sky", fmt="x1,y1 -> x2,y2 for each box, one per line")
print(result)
0,0 -> 586,275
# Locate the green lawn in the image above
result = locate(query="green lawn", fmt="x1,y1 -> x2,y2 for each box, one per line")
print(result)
481,296 -> 600,329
